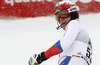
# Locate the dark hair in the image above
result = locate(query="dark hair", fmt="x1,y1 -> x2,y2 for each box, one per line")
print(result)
70,11 -> 79,20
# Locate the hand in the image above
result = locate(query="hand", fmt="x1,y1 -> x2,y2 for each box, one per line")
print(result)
29,54 -> 39,65
28,52 -> 47,65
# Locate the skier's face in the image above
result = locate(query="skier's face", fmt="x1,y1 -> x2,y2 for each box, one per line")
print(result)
55,9 -> 70,22
55,9 -> 71,30
59,16 -> 71,30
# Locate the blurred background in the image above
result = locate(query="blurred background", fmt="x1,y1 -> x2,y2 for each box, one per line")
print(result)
0,0 -> 100,65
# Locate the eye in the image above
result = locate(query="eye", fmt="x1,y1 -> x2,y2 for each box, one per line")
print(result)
61,14 -> 67,17
62,14 -> 67,15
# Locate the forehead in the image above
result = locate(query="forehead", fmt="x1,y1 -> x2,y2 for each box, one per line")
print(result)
55,9 -> 68,15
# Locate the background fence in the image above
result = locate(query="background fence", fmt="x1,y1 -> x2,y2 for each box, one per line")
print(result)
0,0 -> 100,18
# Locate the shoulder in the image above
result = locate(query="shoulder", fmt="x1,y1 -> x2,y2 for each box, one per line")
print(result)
67,20 -> 87,33
65,20 -> 80,30
68,19 -> 80,25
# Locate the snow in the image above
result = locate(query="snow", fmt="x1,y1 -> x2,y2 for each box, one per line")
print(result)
0,13 -> 100,65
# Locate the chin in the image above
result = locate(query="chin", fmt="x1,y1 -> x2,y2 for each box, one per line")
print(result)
62,27 -> 65,30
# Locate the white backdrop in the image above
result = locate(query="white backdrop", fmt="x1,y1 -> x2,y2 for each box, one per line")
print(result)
0,13 -> 100,65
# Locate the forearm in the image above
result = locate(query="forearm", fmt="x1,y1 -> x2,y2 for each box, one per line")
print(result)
36,40 -> 63,64
45,40 -> 63,58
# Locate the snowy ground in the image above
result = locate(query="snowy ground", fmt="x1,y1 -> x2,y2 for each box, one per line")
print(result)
0,13 -> 100,65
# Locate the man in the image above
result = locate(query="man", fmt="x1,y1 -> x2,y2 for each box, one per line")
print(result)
29,1 -> 92,65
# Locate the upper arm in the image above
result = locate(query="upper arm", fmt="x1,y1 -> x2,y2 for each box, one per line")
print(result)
44,20 -> 80,58
60,20 -> 80,51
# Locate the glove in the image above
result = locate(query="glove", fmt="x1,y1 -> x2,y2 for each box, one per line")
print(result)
29,54 -> 39,65
28,52 -> 47,65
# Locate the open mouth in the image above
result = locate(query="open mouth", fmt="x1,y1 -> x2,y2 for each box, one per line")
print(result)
62,22 -> 66,25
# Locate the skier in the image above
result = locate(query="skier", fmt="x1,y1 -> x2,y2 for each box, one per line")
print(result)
28,1 -> 92,65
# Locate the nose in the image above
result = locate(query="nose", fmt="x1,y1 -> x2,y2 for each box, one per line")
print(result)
59,17 -> 66,22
